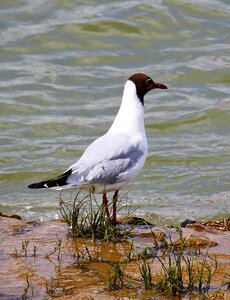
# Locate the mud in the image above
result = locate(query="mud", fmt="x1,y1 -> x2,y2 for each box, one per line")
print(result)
0,215 -> 229,299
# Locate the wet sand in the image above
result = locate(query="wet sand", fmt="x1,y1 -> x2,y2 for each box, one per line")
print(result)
0,215 -> 229,299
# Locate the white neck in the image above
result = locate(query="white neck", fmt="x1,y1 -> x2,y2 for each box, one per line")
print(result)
108,80 -> 145,135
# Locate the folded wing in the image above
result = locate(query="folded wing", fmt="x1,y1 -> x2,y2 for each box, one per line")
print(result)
28,133 -> 146,190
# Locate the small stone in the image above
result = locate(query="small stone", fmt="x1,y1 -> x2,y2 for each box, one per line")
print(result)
181,219 -> 196,228
186,223 -> 206,232
120,216 -> 154,226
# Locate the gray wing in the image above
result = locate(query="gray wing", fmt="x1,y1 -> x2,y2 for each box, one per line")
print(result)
66,134 -> 145,186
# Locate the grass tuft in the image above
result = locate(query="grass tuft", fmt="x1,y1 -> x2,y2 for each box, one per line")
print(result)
108,262 -> 133,290
137,248 -> 153,289
10,239 -> 30,258
45,235 -> 63,261
154,227 -> 218,296
60,192 -> 133,241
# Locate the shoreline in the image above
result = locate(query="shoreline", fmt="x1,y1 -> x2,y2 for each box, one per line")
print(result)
0,213 -> 229,299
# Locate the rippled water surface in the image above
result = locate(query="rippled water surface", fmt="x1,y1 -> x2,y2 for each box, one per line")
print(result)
0,0 -> 230,224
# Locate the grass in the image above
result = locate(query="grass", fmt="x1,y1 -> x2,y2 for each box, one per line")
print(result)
137,248 -> 153,289
103,227 -> 220,297
154,228 -> 218,297
59,194 -> 220,296
45,277 -> 59,297
108,262 -> 133,290
8,209 -> 226,299
132,227 -> 219,298
10,239 -> 30,258
45,235 -> 63,261
156,250 -> 218,296
22,273 -> 34,300
59,191 -> 133,241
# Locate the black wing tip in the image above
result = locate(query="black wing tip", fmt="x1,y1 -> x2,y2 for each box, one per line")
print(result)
28,169 -> 73,190
28,182 -> 46,189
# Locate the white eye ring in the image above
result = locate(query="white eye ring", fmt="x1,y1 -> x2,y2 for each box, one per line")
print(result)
146,78 -> 152,86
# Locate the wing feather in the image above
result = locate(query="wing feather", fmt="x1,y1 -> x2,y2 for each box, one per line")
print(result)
67,133 -> 145,186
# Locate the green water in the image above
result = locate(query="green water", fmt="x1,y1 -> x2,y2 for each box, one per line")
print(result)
0,0 -> 229,224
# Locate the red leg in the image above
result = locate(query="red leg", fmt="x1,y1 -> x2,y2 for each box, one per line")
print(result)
103,193 -> 110,218
112,190 -> 119,224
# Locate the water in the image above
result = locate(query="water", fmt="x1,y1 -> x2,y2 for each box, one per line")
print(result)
0,0 -> 229,224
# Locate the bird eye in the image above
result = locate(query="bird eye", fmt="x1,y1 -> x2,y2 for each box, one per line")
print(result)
146,78 -> 152,86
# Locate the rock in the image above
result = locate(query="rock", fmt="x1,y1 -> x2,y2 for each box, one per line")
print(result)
0,211 -> 21,220
199,218 -> 230,231
174,234 -> 218,249
181,219 -> 196,228
186,223 -> 206,232
120,216 -> 154,226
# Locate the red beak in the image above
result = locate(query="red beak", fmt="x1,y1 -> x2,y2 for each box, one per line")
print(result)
153,82 -> 168,89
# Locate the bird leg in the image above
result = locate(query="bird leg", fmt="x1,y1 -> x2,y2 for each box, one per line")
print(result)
103,193 -> 110,218
112,190 -> 119,225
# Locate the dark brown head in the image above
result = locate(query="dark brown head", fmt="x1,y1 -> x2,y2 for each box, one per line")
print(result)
128,73 -> 167,104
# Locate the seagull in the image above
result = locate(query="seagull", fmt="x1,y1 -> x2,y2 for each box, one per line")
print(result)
28,73 -> 167,224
